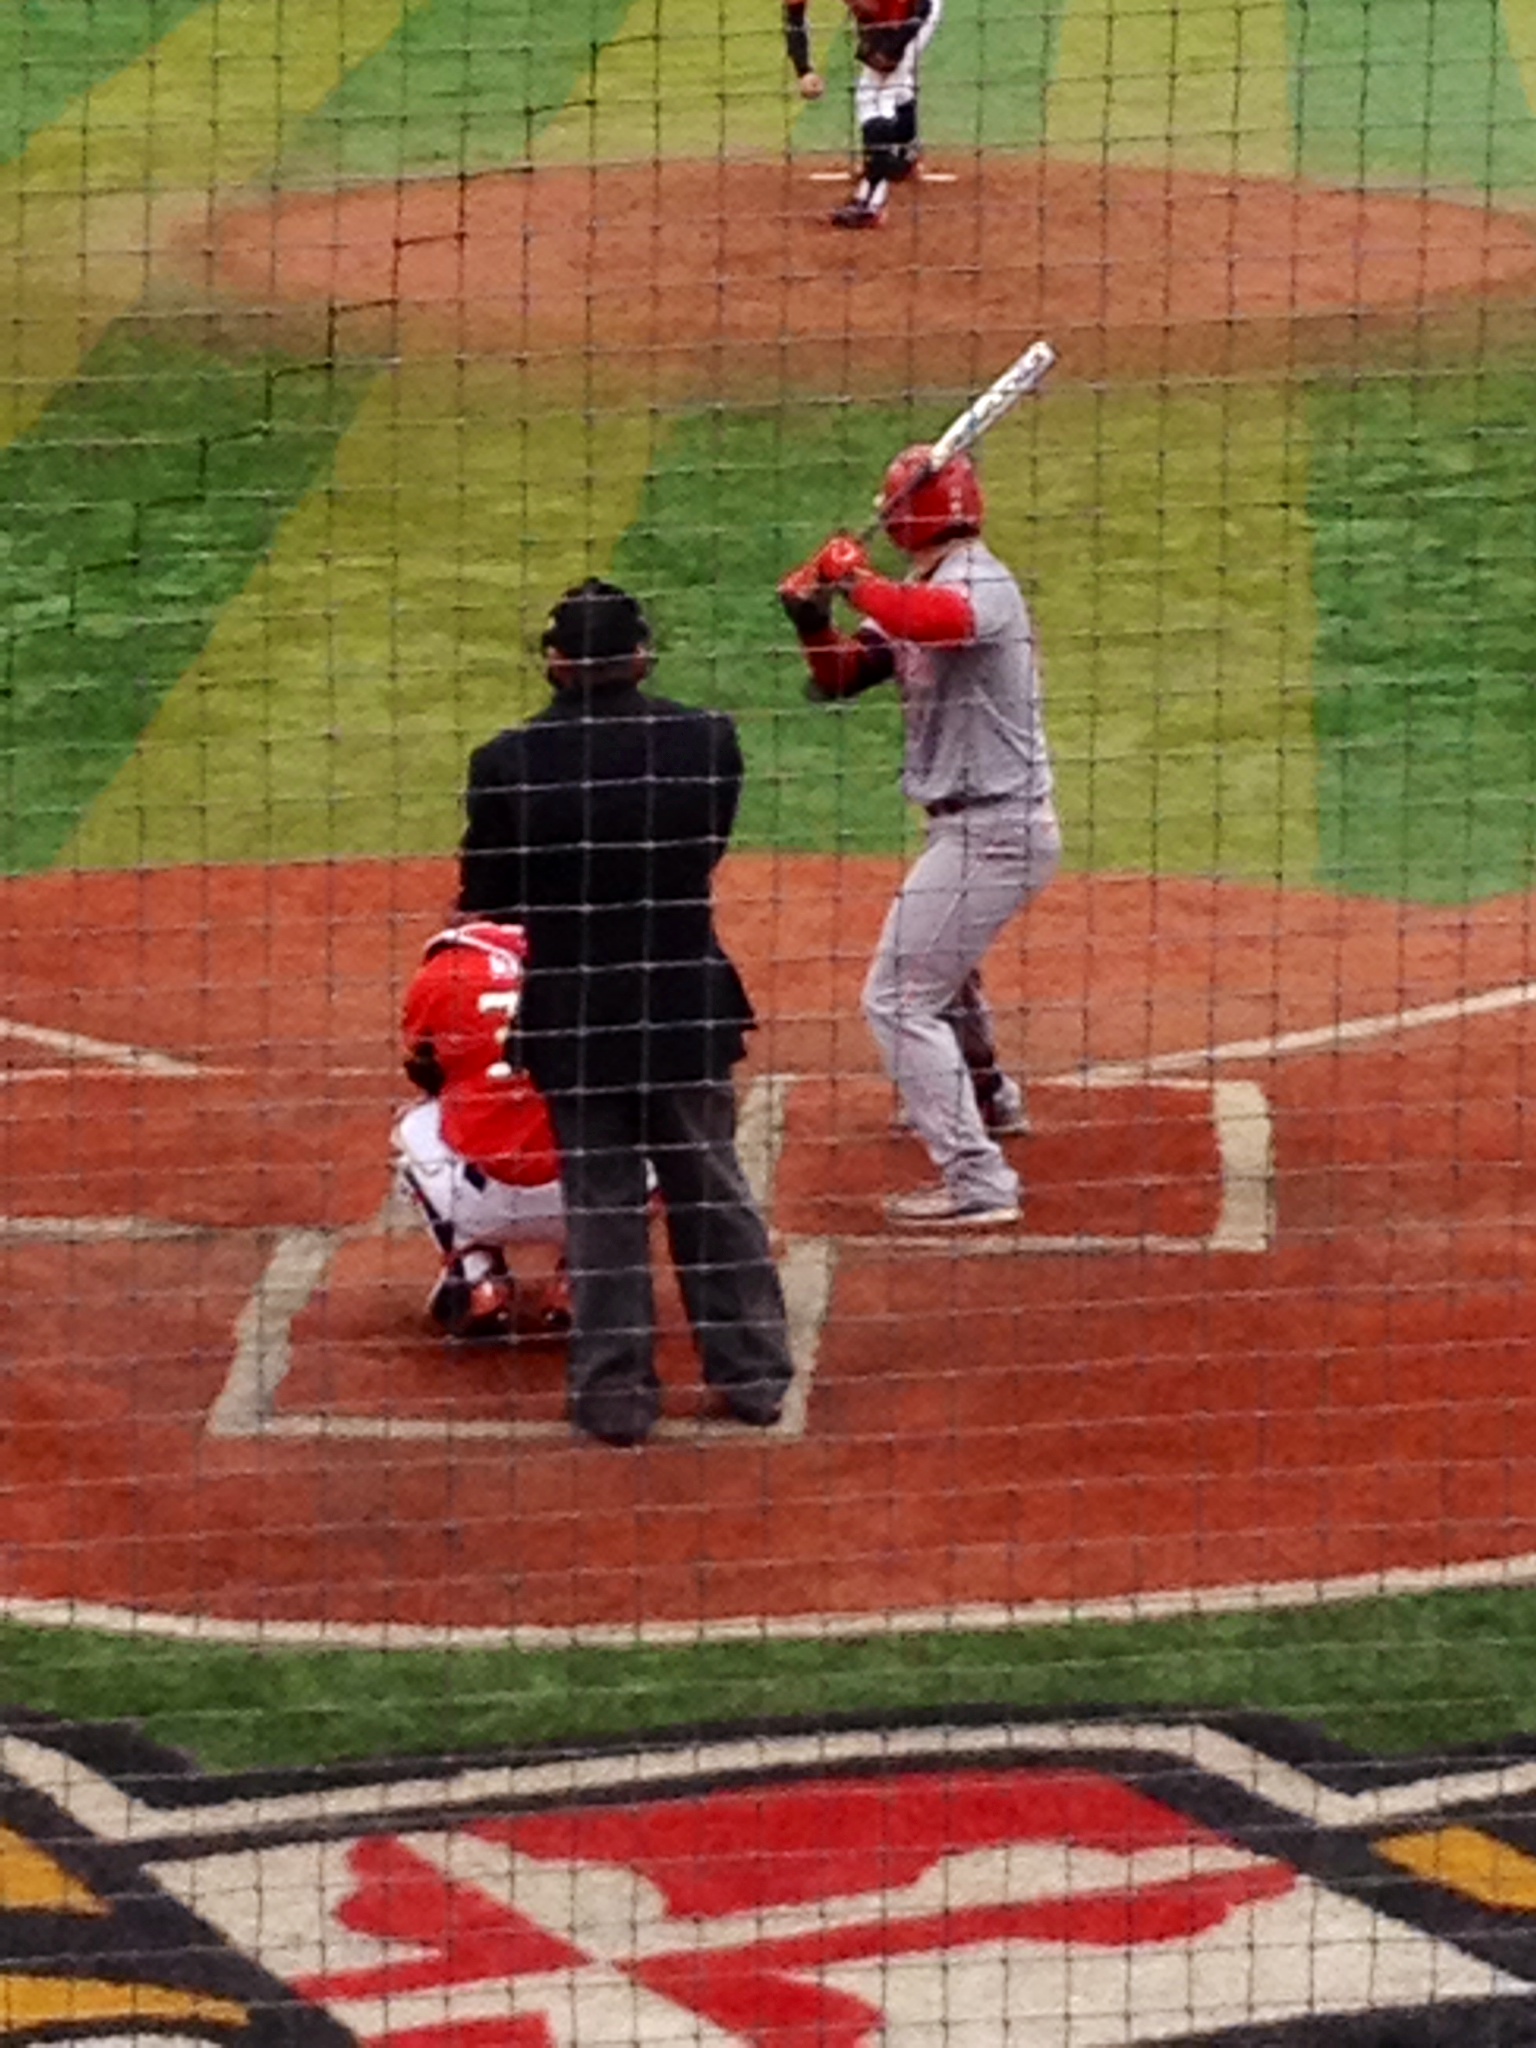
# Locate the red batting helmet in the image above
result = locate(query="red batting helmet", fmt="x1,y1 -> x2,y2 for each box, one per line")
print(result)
877,445 -> 984,554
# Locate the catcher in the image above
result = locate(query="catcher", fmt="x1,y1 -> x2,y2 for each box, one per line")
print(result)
393,920 -> 570,1342
783,0 -> 944,228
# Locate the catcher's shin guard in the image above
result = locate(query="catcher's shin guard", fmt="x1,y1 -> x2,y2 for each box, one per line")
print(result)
427,1247 -> 516,1341
400,1164 -> 455,1256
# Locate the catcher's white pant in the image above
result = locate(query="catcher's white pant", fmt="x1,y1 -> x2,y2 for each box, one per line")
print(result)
855,0 -> 943,126
393,1100 -> 566,1252
862,796 -> 1060,1209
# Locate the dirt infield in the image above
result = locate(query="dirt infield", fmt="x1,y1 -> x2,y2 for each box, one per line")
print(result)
194,156 -> 1536,393
5,856 -> 1536,1638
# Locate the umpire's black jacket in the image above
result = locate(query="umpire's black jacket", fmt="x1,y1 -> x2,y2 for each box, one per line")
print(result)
458,685 -> 755,1095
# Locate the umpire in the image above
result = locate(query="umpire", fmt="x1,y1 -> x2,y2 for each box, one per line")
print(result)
458,578 -> 793,1447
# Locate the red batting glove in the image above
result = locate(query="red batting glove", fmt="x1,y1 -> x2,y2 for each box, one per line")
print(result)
777,559 -> 834,638
813,534 -> 874,590
778,561 -> 824,605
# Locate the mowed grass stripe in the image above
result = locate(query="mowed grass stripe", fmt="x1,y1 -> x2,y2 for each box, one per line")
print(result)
611,403 -> 919,855
47,0 -> 654,869
532,0 -> 793,165
0,0 -> 427,449
991,380 -> 1318,883
918,0 -> 1062,153
610,389 -> 1317,882
65,367 -> 661,867
0,336 -> 371,874
797,0 -> 1065,159
1047,0 -> 1294,177
1505,0 -> 1536,121
1308,364 -> 1536,903
0,0 -> 207,166
275,0 -> 635,187
1289,0 -> 1536,197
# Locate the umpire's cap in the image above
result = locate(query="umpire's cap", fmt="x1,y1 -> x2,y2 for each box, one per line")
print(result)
541,578 -> 651,663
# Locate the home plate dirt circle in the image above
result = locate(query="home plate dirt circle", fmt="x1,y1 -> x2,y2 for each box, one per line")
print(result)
6,858 -> 1536,1644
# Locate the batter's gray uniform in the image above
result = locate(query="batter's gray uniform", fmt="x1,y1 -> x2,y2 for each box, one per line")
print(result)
862,539 -> 1060,1210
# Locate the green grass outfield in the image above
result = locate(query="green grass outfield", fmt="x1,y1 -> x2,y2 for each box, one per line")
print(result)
8,0 -> 1536,1760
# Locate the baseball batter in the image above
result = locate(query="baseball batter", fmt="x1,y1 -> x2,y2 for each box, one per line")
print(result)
394,921 -> 570,1340
783,0 -> 944,228
779,446 -> 1060,1226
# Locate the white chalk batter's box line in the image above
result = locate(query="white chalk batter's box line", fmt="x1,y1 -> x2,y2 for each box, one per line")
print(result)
199,1071 -> 1271,1448
7,976 -> 1530,1452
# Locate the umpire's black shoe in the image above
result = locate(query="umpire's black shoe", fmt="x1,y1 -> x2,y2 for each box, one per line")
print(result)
572,1395 -> 657,1448
704,1385 -> 785,1429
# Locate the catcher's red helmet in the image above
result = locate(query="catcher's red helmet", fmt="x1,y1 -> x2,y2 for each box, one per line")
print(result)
847,0 -> 915,20
878,445 -> 984,554
421,921 -> 528,979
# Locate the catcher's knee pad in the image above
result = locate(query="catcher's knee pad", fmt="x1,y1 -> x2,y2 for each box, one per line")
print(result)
861,103 -> 918,185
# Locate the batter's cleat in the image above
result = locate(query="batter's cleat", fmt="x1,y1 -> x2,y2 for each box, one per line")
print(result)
885,1183 -> 1022,1229
980,1076 -> 1032,1138
831,196 -> 884,229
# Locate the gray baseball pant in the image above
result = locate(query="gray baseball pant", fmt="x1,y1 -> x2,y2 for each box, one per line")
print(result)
863,800 -> 1061,1207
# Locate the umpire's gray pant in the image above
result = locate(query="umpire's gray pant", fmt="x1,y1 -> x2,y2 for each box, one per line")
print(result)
548,1079 -> 793,1442
863,799 -> 1061,1207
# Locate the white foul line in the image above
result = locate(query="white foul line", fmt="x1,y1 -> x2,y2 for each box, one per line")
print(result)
1074,977 -> 1536,1087
0,1014 -> 208,1078
10,1545 -> 1536,1658
0,1214 -> 217,1242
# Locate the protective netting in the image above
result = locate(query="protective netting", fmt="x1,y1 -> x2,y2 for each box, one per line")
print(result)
6,1 -> 1536,2040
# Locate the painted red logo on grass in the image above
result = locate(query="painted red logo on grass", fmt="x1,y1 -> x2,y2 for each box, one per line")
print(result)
295,1768 -> 1292,2046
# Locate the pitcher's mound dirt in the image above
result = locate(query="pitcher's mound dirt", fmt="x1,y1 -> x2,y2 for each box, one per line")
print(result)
198,155 -> 1536,395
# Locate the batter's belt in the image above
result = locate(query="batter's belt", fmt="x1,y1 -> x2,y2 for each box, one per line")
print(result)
923,790 -> 1020,819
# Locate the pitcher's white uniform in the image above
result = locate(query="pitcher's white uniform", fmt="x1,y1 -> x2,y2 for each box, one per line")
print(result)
784,0 -> 945,227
